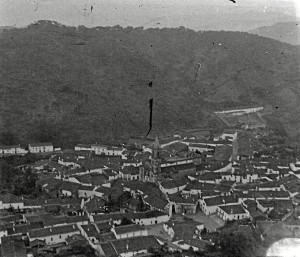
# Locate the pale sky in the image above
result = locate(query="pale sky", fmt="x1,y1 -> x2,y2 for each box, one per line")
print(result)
0,0 -> 299,30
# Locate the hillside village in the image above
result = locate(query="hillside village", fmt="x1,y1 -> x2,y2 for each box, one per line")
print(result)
1,123 -> 300,257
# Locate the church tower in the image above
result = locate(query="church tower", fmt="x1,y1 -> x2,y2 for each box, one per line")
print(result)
151,136 -> 161,174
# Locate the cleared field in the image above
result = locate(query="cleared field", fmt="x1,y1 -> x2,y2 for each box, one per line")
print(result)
216,112 -> 266,128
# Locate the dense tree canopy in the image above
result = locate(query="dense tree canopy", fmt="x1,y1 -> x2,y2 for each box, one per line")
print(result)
0,21 -> 299,147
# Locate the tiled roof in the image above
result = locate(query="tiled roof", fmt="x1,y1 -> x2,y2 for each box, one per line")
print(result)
0,194 -> 23,204
95,186 -> 119,196
7,222 -> 43,235
28,224 -> 80,238
184,181 -> 216,191
168,193 -> 198,204
65,234 -> 89,246
121,166 -> 139,175
106,146 -> 124,151
0,215 -> 23,224
81,224 -> 99,238
198,172 -> 222,181
200,191 -> 221,198
113,180 -> 160,196
29,142 -> 53,147
93,213 -> 125,223
78,184 -> 95,191
0,144 -> 22,149
85,197 -> 106,213
130,210 -> 168,220
66,215 -> 89,224
75,144 -> 91,148
258,199 -> 293,210
98,232 -> 117,243
204,196 -> 238,207
218,204 -> 246,214
143,195 -> 168,210
110,235 -> 160,254
93,210 -> 167,223
113,224 -> 145,235
95,221 -> 112,231
100,242 -> 118,257
161,163 -> 196,173
189,238 -> 212,249
25,213 -> 87,227
59,181 -> 80,192
160,179 -> 187,189
215,184 -> 232,193
248,190 -> 290,199
104,169 -> 118,176
42,215 -> 68,227
75,173 -> 109,186
166,220 -> 203,242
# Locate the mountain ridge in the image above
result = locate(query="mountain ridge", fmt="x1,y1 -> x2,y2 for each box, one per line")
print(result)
249,22 -> 300,45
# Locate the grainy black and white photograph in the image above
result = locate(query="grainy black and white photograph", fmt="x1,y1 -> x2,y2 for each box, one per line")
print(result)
0,0 -> 299,256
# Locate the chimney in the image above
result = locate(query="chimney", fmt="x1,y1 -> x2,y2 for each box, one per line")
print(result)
50,227 -> 52,232
230,209 -> 233,214
126,241 -> 129,251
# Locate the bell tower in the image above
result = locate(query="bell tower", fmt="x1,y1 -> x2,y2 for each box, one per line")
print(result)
151,135 -> 161,174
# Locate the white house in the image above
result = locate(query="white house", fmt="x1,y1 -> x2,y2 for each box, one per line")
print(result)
27,225 -> 81,245
58,157 -> 81,169
216,130 -> 238,142
98,235 -> 161,257
119,166 -> 140,181
91,144 -> 125,156
0,145 -> 27,155
122,160 -> 142,167
0,195 -> 24,210
221,172 -> 259,184
217,204 -> 249,221
199,196 -> 240,216
131,211 -> 170,226
106,146 -> 125,156
75,144 -> 92,151
29,143 -> 53,153
112,224 -> 148,239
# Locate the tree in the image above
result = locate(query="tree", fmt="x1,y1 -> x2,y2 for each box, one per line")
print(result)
0,131 -> 18,145
120,216 -> 133,225
201,227 -> 207,235
218,227 -> 257,257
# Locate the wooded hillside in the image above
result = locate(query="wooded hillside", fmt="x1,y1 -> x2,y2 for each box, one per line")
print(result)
0,21 -> 299,147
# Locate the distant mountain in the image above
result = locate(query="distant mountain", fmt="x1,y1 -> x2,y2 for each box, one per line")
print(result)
0,20 -> 299,147
249,22 -> 300,45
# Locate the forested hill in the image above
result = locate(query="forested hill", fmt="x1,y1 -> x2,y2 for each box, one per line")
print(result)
0,20 -> 300,147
